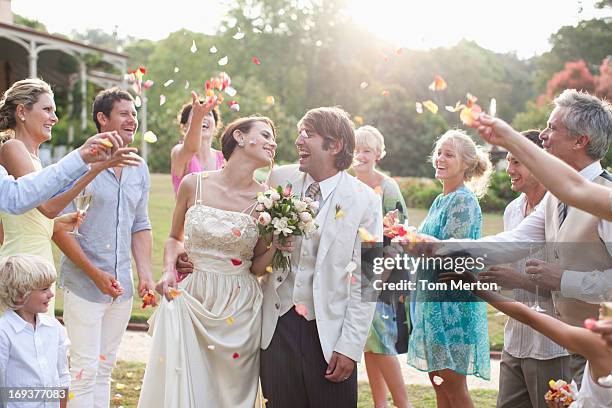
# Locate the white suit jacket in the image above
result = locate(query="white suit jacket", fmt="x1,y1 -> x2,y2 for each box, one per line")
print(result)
260,164 -> 382,363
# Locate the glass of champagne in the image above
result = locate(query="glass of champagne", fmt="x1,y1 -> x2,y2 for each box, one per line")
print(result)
528,243 -> 547,313
70,187 -> 93,237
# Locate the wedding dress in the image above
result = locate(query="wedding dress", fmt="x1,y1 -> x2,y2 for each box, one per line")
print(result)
138,173 -> 262,407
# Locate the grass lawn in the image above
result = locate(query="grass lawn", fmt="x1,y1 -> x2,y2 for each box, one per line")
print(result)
52,173 -> 508,348
111,361 -> 498,407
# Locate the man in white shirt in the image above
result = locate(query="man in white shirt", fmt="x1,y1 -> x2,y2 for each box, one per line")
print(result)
480,130 -> 570,407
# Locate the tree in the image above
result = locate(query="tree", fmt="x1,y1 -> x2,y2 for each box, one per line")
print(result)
545,60 -> 595,98
595,57 -> 612,100
13,14 -> 47,32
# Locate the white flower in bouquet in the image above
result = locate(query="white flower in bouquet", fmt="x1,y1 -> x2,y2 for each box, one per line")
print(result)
270,191 -> 281,201
300,212 -> 313,222
258,196 -> 273,209
293,199 -> 308,212
303,221 -> 317,236
272,216 -> 293,235
256,203 -> 265,212
258,212 -> 272,226
303,196 -> 313,204
308,200 -> 319,211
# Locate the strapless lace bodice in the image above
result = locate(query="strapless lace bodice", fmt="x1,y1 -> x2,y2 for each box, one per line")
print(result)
184,205 -> 259,268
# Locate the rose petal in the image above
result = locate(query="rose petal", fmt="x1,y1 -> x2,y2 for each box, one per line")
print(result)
99,355 -> 107,361
144,131 -> 157,143
233,32 -> 245,40
134,95 -> 141,107
266,95 -> 275,105
433,375 -> 444,385
354,115 -> 364,126
209,45 -> 218,53
382,90 -> 390,97
208,345 -> 215,350
360,82 -> 368,90
184,80 -> 189,89
225,86 -> 237,97
295,303 -> 308,317
218,56 -> 229,66
252,56 -> 261,65
265,265 -> 273,273
226,316 -> 235,325
190,40 -> 197,53
415,102 -> 423,114
231,258 -> 242,266
159,95 -> 166,106
422,100 -> 438,114
428,75 -> 448,91
174,66 -> 180,73
163,79 -> 174,87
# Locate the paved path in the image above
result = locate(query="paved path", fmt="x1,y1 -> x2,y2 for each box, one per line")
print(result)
117,330 -> 500,389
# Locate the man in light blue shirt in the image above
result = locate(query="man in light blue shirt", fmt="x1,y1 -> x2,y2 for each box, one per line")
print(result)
0,132 -> 133,214
54,87 -> 155,408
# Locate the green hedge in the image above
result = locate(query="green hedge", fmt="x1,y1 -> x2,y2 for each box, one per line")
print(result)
396,171 -> 518,213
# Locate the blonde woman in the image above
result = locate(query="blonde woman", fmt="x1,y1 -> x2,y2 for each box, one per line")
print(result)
353,125 -> 411,408
408,130 -> 492,408
0,79 -> 129,316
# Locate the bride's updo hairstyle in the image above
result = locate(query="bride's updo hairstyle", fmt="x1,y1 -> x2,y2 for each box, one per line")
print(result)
220,115 -> 276,161
431,130 -> 493,198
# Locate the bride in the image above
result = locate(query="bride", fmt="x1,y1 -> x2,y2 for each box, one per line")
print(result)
138,108 -> 291,407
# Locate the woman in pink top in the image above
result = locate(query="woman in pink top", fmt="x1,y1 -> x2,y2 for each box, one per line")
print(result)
171,92 -> 224,193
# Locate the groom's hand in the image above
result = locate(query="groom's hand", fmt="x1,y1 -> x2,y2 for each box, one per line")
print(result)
175,252 -> 194,275
325,351 -> 355,383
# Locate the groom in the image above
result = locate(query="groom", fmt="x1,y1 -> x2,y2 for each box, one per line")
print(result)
260,106 -> 382,406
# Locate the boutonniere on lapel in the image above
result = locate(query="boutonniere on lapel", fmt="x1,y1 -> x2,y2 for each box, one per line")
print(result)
335,204 -> 346,220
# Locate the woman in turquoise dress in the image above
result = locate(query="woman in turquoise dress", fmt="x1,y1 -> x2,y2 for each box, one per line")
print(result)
354,125 -> 411,408
407,130 -> 492,408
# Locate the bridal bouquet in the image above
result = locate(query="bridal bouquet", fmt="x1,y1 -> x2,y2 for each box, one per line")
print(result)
256,184 -> 319,271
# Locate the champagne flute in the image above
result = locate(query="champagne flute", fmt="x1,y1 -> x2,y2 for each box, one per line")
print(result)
529,243 -> 547,313
70,187 -> 93,237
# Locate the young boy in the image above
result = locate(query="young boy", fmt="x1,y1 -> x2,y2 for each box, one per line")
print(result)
0,254 -> 70,408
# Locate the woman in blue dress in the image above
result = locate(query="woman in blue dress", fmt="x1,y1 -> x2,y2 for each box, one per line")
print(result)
408,130 -> 492,408
354,125 -> 410,408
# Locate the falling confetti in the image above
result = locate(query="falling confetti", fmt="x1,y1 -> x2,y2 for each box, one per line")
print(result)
460,104 -> 482,126
225,86 -> 237,97
115,383 -> 126,390
218,56 -> 229,66
265,266 -> 273,273
163,79 -> 174,87
159,95 -> 166,106
134,96 -> 141,108
228,101 -> 240,112
374,186 -> 383,195
315,40 -> 323,47
428,75 -> 448,91
208,345 -> 216,350
266,95 -> 275,105
100,138 -> 114,148
99,355 -> 107,361
360,82 -> 368,90
231,258 -> 243,266
232,352 -> 240,359
143,80 -> 154,89
168,288 -> 181,299
209,46 -> 218,53
233,32 -> 245,40
382,90 -> 390,97
174,66 -> 180,73
252,56 -> 261,65
354,115 -> 364,126
226,316 -> 235,325
433,375 -> 444,385
415,102 -> 423,114
190,40 -> 197,53
69,392 -> 75,400
489,98 -> 497,117
351,275 -> 357,285
184,80 -> 189,89
395,47 -> 403,55
584,318 -> 597,330
382,314 -> 389,319
141,289 -> 156,308
423,100 -> 438,114
144,131 -> 158,143
358,227 -> 378,243
232,228 -> 242,237
295,303 -> 308,317
345,261 -> 357,274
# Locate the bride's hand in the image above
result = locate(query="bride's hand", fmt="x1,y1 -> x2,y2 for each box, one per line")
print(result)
272,234 -> 295,253
156,271 -> 177,301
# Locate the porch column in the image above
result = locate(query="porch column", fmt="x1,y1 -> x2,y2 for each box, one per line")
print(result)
79,59 -> 87,130
28,40 -> 37,78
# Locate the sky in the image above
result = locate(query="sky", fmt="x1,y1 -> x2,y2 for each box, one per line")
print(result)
11,0 -> 611,59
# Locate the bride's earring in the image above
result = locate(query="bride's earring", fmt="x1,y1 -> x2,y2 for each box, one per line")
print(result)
238,139 -> 245,147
